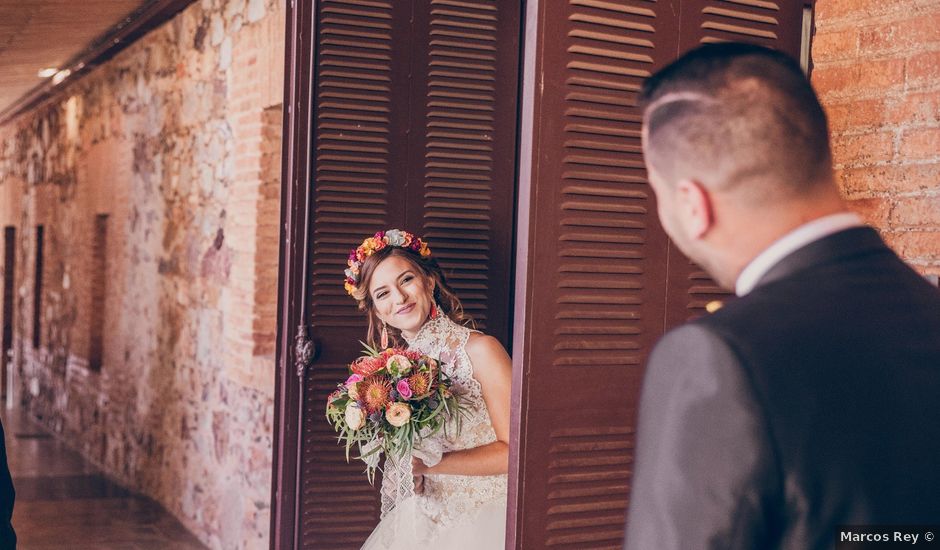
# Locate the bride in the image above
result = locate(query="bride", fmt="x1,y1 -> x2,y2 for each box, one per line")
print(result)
344,229 -> 511,549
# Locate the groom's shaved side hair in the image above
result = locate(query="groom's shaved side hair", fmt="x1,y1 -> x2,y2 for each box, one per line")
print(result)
639,43 -> 832,203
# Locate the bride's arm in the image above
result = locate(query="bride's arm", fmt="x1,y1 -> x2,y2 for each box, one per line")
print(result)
413,333 -> 511,476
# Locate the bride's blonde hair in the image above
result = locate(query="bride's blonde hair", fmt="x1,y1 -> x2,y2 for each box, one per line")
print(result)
351,247 -> 474,347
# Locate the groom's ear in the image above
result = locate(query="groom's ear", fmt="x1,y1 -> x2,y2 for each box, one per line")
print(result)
674,178 -> 714,240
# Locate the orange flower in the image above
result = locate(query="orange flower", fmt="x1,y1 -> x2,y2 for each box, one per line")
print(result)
351,356 -> 384,377
361,375 -> 392,413
406,373 -> 430,397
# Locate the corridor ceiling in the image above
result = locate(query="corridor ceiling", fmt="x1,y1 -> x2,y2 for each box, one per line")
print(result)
0,0 -> 148,116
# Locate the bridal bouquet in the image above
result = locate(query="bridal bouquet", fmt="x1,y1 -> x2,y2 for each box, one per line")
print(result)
325,344 -> 464,482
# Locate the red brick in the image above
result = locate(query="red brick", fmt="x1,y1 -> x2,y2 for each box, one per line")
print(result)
906,49 -> 940,90
899,128 -> 940,161
847,197 -> 892,225
885,91 -> 940,126
813,28 -> 859,63
858,12 -> 940,54
812,58 -> 905,98
824,98 -> 889,132
891,196 -> 940,227
831,131 -> 895,166
882,229 -> 940,260
837,163 -> 940,195
815,0 -> 902,25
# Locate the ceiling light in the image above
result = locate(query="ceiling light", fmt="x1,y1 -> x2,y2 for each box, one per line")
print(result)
37,67 -> 58,78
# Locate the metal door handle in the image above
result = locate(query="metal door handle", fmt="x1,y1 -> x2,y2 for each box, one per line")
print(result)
294,323 -> 317,378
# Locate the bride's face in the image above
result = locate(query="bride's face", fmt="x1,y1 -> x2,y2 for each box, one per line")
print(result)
368,254 -> 434,338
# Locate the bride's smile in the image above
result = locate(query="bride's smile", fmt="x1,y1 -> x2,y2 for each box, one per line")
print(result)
368,255 -> 435,338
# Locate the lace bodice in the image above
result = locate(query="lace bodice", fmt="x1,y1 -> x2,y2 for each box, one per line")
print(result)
379,314 -> 507,529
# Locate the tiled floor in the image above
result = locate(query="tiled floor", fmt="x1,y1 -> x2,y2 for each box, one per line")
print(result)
2,404 -> 207,549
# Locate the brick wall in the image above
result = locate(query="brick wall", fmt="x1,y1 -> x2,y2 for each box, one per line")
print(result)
812,0 -> 940,276
0,1 -> 285,548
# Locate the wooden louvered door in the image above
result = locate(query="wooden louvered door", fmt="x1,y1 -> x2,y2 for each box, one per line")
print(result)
511,1 -> 807,548
665,0 -> 805,326
406,1 -> 520,345
292,1 -> 521,548
678,0 -> 804,60
510,2 -> 679,548
300,2 -> 412,546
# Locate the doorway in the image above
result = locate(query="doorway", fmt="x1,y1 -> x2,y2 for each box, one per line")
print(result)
270,1 -> 523,548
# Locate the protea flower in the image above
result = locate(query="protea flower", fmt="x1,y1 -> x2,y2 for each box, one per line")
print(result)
361,375 -> 392,413
407,373 -> 431,398
351,356 -> 384,377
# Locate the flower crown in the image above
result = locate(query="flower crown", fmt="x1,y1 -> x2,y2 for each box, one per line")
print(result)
345,229 -> 431,296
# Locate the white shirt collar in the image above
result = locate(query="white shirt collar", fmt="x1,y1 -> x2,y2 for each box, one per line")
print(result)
735,212 -> 864,296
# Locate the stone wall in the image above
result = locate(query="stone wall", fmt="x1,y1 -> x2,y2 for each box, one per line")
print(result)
812,0 -> 940,276
0,0 -> 284,547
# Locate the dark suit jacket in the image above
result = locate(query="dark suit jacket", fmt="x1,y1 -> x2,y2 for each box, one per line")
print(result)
624,227 -> 940,549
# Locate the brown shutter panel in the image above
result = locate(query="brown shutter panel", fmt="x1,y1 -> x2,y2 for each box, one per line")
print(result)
301,1 -> 411,547
665,0 -> 806,327
678,0 -> 805,58
409,0 -> 522,347
511,2 -> 680,548
298,1 -> 521,547
512,0 -> 807,547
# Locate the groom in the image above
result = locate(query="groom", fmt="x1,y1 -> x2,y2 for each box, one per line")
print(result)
624,43 -> 940,549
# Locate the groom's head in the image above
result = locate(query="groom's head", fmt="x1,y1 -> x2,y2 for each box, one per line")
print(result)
639,42 -> 841,288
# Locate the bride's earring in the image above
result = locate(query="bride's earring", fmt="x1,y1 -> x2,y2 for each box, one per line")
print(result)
430,302 -> 438,320
380,321 -> 389,349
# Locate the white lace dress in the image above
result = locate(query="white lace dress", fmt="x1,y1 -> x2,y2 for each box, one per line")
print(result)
360,314 -> 508,549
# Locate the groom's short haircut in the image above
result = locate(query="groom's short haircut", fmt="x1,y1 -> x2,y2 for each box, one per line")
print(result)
639,43 -> 832,203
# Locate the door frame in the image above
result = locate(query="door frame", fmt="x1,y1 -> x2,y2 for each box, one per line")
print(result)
269,1 -> 532,548
505,0 -> 538,545
269,0 -> 316,547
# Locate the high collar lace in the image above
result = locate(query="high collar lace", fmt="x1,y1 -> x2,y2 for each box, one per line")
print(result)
401,313 -> 451,348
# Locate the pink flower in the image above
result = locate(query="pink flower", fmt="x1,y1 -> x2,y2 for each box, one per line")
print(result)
346,374 -> 364,387
396,379 -> 413,400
